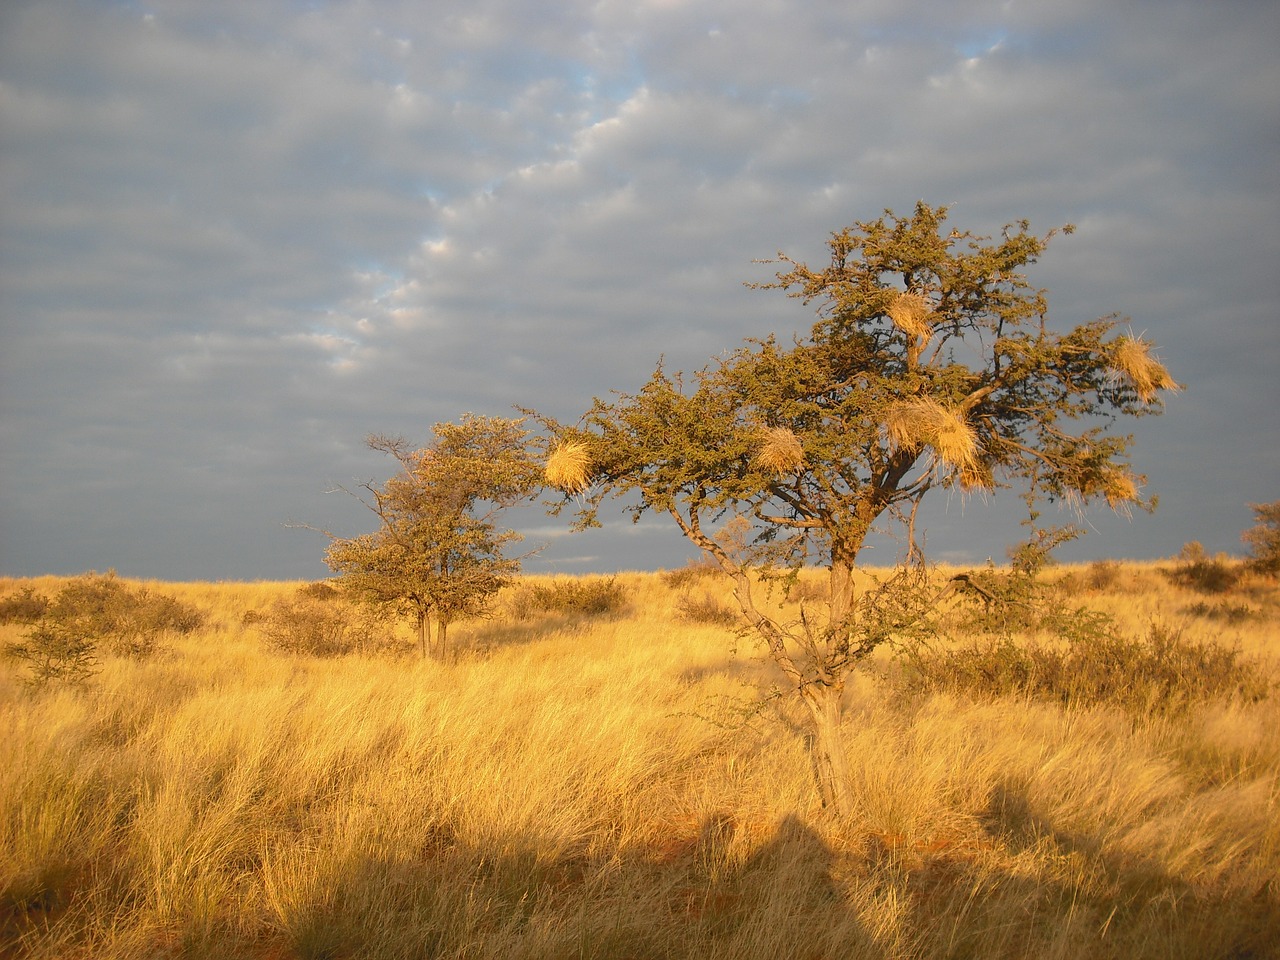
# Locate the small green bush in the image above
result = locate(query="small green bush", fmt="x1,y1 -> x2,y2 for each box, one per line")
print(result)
1084,559 -> 1123,591
509,577 -> 629,619
297,581 -> 341,600
41,572 -> 205,657
1184,601 -> 1258,624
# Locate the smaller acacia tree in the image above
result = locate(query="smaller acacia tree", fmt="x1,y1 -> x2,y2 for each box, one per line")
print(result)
540,203 -> 1179,815
325,414 -> 542,658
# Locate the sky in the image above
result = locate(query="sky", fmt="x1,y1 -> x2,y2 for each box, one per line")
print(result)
1,0 -> 1277,581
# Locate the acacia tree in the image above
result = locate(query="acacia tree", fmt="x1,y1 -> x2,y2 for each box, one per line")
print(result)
544,203 -> 1178,814
326,414 -> 542,658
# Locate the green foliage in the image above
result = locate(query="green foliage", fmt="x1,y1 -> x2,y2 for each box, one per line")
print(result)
509,577 -> 629,619
297,581 -> 341,600
1083,559 -> 1123,591
895,620 -> 1270,714
547,203 -> 1175,677
326,415 -> 542,658
1184,600 -> 1258,624
1242,500 -> 1280,575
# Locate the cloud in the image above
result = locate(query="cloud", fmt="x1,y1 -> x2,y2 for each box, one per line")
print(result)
1,0 -> 1277,578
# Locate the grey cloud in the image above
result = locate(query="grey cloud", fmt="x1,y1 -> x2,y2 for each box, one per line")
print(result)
1,0 -> 1276,578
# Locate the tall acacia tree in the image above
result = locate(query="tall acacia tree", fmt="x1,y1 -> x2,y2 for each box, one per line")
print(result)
326,414 -> 542,658
544,203 -> 1178,814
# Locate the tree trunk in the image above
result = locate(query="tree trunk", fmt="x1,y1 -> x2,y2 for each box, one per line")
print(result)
416,611 -> 428,659
799,681 -> 856,818
436,619 -> 449,661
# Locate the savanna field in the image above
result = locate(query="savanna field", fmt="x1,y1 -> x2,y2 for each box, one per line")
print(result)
2,560 -> 1278,959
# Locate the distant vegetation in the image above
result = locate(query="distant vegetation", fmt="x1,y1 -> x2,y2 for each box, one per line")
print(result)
1,560 -> 1277,959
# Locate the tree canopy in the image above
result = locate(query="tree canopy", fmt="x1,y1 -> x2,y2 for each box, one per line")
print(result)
541,202 -> 1179,813
326,414 -> 542,658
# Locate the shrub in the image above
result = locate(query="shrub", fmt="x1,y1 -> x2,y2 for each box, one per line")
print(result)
41,572 -> 204,658
297,581 -> 341,600
894,620 -> 1270,714
257,596 -> 393,657
1084,559 -> 1123,591
941,565 -> 1114,646
1184,601 -> 1258,624
675,592 -> 739,627
660,558 -> 722,588
2,574 -> 205,682
509,577 -> 629,619
3,618 -> 98,687
1169,542 -> 1240,594
0,586 -> 51,624
1242,500 -> 1280,575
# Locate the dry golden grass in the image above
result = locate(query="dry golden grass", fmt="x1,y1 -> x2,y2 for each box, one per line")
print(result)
1,563 -> 1277,959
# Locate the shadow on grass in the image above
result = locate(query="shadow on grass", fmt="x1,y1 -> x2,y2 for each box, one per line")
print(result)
6,800 -> 1275,960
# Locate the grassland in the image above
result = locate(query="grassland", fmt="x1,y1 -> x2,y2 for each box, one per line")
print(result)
1,562 -> 1278,959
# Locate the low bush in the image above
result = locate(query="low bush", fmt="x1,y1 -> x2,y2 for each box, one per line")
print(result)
297,581 -> 341,600
3,574 -> 205,684
894,620 -> 1271,714
939,566 -> 1114,645
675,592 -> 740,627
257,595 -> 394,657
3,618 -> 98,687
1184,601 -> 1258,624
44,572 -> 204,650
1084,559 -> 1123,591
660,558 -> 722,588
1168,542 -> 1240,594
0,586 -> 51,624
509,577 -> 629,619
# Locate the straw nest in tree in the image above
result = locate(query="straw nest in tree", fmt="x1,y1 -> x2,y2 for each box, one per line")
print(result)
545,441 -> 593,493
959,460 -> 995,493
1101,469 -> 1139,509
756,426 -> 805,476
1111,336 -> 1180,403
885,398 -> 979,472
886,291 -> 934,339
